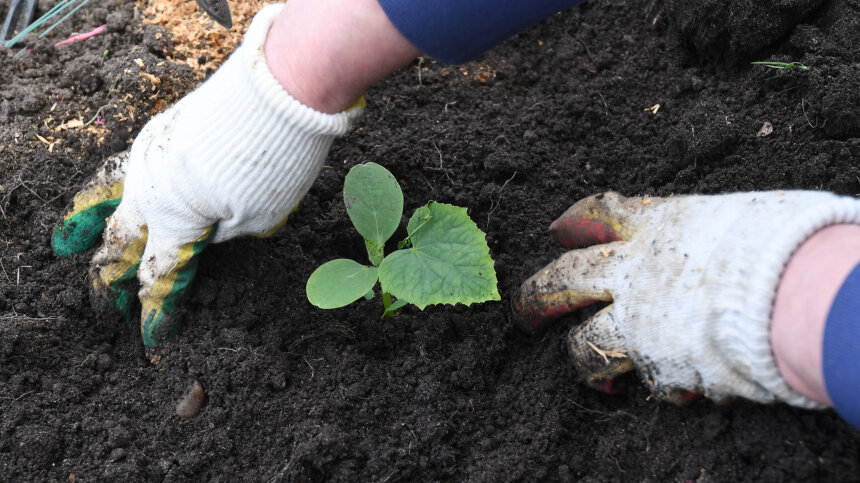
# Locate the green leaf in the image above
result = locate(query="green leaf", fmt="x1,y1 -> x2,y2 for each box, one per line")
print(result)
307,259 -> 379,309
387,299 -> 408,313
751,61 -> 809,70
343,163 -> 403,263
381,293 -> 407,318
379,202 -> 500,309
365,239 -> 384,267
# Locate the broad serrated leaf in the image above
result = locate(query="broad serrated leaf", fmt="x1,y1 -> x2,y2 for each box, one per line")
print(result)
379,202 -> 500,309
343,163 -> 403,262
306,259 -> 379,309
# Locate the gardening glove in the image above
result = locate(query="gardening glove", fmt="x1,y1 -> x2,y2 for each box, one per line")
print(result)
513,191 -> 860,407
52,4 -> 363,347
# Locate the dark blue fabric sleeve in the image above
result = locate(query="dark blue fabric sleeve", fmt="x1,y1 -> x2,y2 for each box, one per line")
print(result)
377,0 -> 586,64
823,262 -> 860,430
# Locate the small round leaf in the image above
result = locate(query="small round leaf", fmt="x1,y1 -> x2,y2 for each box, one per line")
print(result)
343,163 -> 403,250
307,259 -> 379,309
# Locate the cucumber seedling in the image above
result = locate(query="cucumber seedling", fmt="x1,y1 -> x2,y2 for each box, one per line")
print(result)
750,61 -> 809,71
751,61 -> 809,79
306,162 -> 500,317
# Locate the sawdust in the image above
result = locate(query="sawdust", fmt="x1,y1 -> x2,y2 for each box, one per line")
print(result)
137,0 -> 269,75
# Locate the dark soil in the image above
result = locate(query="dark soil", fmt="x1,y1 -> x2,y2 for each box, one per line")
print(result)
2,0 -> 860,480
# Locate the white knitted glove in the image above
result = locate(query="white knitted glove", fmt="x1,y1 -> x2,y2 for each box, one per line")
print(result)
52,4 -> 362,347
513,191 -> 860,407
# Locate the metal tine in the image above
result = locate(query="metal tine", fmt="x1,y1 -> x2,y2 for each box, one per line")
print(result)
4,0 -> 77,48
39,0 -> 91,37
1,0 -> 38,45
195,0 -> 232,29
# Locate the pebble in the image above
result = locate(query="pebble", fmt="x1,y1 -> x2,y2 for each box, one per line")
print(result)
176,379 -> 206,418
108,448 -> 126,463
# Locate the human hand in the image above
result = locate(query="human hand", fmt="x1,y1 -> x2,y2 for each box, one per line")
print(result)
513,191 -> 860,406
52,5 -> 362,347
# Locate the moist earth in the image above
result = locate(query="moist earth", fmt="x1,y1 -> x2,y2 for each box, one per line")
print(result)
1,0 -> 860,480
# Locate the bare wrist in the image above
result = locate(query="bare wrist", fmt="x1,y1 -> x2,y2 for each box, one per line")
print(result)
771,224 -> 860,406
263,0 -> 419,113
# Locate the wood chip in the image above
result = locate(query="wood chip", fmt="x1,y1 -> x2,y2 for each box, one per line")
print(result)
757,121 -> 774,137
54,118 -> 84,131
599,247 -> 614,258
139,72 -> 161,89
644,103 -> 660,115
134,57 -> 145,68
35,134 -> 56,153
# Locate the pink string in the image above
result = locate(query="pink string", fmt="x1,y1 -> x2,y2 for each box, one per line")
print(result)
54,24 -> 106,47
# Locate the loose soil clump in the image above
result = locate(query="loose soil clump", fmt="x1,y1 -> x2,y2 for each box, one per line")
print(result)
1,0 -> 859,480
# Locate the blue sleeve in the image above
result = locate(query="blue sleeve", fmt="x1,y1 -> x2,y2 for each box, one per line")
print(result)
822,262 -> 860,430
377,0 -> 586,64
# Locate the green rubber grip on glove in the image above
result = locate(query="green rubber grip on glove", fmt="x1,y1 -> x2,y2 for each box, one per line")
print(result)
140,226 -> 215,346
52,183 -> 124,257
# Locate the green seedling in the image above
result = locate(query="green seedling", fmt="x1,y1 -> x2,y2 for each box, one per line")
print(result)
306,162 -> 500,317
751,61 -> 809,73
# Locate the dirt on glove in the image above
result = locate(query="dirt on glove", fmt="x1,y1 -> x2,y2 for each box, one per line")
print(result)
1,0 -> 859,480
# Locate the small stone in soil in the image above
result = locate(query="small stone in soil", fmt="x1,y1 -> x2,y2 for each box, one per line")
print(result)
176,379 -> 206,418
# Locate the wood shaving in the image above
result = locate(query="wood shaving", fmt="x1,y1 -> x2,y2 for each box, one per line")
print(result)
138,0 -> 269,76
35,134 -> 57,153
54,118 -> 85,131
149,99 -> 168,115
139,71 -> 162,89
599,247 -> 614,258
458,64 -> 497,84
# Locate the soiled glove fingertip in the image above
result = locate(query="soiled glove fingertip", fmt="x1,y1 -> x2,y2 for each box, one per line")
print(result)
52,224 -> 77,258
141,309 -> 183,347
89,281 -> 136,325
511,298 -> 560,334
52,198 -> 122,257
52,222 -> 98,258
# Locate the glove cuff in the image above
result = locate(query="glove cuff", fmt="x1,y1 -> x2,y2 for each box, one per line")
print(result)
167,3 -> 364,240
230,4 -> 363,137
720,193 -> 860,408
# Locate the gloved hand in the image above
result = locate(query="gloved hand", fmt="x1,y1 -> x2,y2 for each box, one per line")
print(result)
52,4 -> 362,347
513,191 -> 860,407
